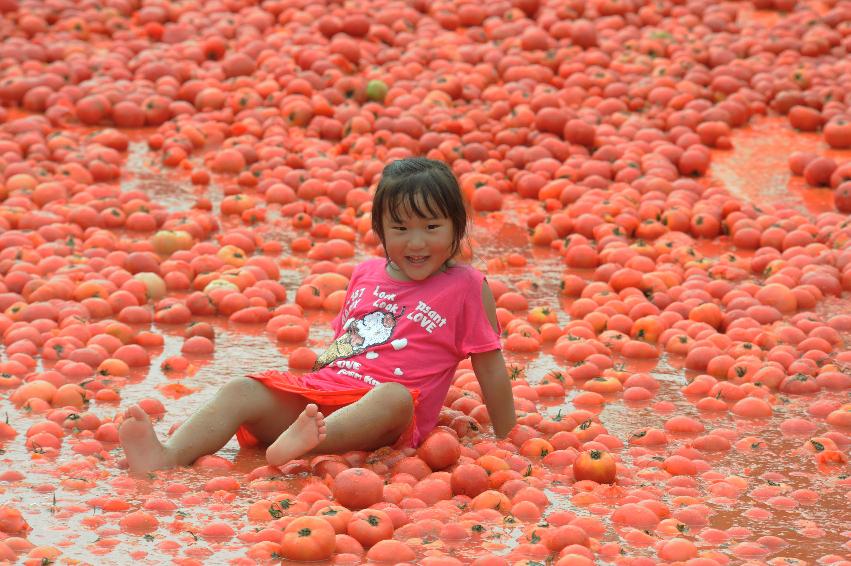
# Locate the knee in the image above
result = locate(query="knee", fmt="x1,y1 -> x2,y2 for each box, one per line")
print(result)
218,377 -> 280,420
219,377 -> 266,401
375,382 -> 414,414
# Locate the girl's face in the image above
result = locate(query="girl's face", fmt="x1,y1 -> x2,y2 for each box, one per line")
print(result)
382,198 -> 454,282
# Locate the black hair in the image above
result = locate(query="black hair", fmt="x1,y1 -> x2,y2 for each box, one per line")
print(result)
371,157 -> 468,259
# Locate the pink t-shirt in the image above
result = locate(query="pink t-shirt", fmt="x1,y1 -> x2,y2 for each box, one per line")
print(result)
302,258 -> 502,446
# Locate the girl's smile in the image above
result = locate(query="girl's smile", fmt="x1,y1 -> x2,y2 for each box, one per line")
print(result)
382,204 -> 453,282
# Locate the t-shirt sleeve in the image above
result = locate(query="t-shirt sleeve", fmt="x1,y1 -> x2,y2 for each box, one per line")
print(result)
456,269 -> 502,358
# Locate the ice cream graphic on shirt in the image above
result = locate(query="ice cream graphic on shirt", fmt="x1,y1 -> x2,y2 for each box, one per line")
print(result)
313,308 -> 405,370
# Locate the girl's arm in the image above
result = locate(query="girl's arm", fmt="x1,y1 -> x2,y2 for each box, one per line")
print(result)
471,349 -> 516,438
470,281 -> 517,439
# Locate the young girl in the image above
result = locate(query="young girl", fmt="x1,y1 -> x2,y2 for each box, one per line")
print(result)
119,157 -> 516,473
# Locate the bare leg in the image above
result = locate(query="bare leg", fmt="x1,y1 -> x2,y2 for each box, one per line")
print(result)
118,377 -> 306,474
119,378 -> 415,472
266,382 -> 414,466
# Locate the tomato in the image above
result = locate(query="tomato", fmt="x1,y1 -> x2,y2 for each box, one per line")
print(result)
834,182 -> 851,214
151,229 -> 194,256
572,450 -> 617,484
416,429 -> 460,470
816,449 -> 849,475
825,117 -> 851,149
143,95 -> 171,126
0,506 -> 30,534
346,509 -> 394,548
332,467 -> 384,509
316,505 -> 353,534
279,516 -> 336,562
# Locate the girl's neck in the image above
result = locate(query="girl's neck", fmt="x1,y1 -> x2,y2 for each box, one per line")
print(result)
385,259 -> 454,282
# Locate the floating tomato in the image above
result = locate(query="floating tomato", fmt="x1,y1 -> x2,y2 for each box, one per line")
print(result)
572,450 -> 617,484
346,509 -> 394,548
279,516 -> 336,562
835,182 -> 851,214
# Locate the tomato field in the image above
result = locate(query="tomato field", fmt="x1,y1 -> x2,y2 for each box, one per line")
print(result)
1,0 -> 850,564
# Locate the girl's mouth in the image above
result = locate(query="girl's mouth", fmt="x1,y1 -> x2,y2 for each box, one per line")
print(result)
406,256 -> 429,264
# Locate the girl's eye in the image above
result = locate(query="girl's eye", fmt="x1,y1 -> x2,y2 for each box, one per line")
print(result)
393,226 -> 406,231
427,224 -> 441,230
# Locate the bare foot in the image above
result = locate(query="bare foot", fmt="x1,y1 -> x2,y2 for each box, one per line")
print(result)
118,404 -> 174,474
266,404 -> 327,467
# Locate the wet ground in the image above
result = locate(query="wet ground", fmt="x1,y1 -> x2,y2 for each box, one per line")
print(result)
1,111 -> 850,563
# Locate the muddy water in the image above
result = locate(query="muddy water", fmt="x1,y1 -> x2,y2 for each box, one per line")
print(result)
1,117 -> 850,564
710,116 -> 838,215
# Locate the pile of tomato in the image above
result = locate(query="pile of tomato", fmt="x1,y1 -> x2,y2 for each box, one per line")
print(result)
0,0 -> 850,563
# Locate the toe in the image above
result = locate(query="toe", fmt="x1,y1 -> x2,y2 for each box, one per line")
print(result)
304,404 -> 318,417
128,405 -> 147,420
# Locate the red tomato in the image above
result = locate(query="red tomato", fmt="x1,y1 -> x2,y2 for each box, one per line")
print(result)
346,509 -> 394,548
835,182 -> 851,214
572,450 -> 617,484
279,516 -> 336,561
416,429 -> 461,470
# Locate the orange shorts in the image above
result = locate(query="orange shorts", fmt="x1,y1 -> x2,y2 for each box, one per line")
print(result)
237,370 -> 420,449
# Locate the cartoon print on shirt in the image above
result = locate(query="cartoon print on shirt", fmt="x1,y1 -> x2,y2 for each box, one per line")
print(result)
313,308 -> 407,370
